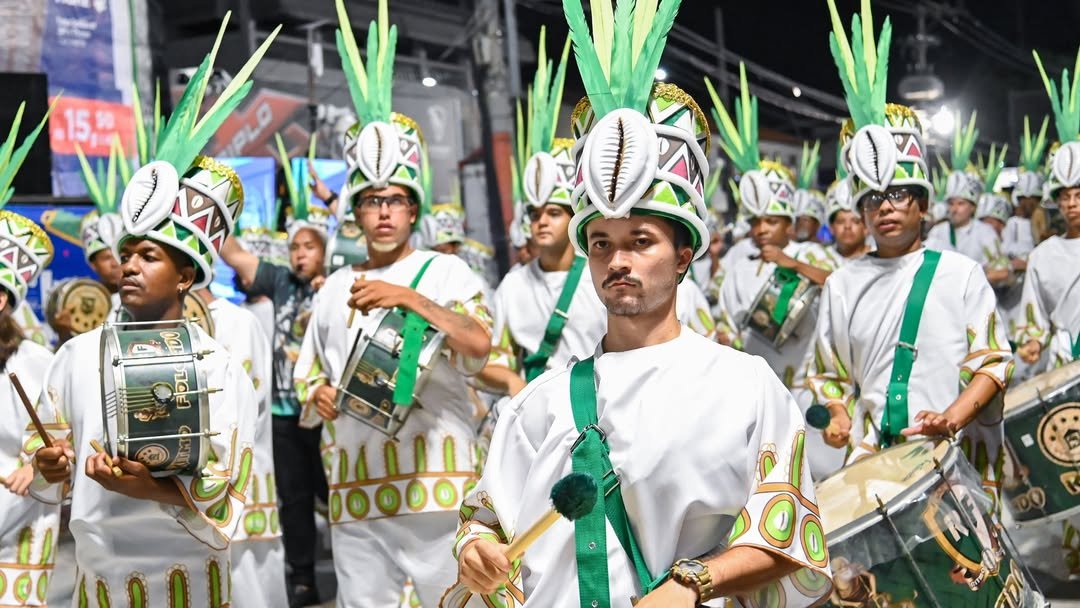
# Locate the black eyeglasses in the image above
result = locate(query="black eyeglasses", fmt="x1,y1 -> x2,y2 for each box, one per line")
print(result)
860,187 -> 922,214
356,194 -> 413,212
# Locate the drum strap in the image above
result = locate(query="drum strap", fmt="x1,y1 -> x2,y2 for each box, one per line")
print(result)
949,224 -> 956,247
881,249 -> 941,447
522,256 -> 587,382
771,266 -> 802,325
391,256 -> 437,406
568,357 -> 666,607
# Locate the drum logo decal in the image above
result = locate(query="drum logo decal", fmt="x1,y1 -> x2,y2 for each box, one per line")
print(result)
922,484 -> 1003,592
79,296 -> 96,314
135,444 -> 170,468
1037,402 -> 1080,468
127,339 -> 165,357
160,331 -> 192,410
174,424 -> 193,472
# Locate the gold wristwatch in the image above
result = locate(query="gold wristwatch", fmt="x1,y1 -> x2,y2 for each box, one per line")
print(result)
670,558 -> 714,602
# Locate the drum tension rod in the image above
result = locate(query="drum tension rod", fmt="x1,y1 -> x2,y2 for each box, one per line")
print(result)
874,493 -> 943,608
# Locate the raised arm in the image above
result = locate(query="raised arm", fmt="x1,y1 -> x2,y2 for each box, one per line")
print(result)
219,236 -> 261,287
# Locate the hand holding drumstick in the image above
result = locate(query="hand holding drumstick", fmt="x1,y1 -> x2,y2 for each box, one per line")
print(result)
346,273 -> 367,327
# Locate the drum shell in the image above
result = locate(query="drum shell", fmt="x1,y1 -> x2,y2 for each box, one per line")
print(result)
334,308 -> 445,438
326,219 -> 368,274
742,275 -> 819,348
1001,363 -> 1080,525
818,441 -> 1041,607
100,321 -> 211,477
46,278 -> 111,335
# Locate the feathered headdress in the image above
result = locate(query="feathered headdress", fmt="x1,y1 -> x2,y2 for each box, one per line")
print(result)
564,0 -> 712,261
793,141 -> 826,225
336,0 -> 427,224
118,12 -> 280,289
516,28 -> 575,211
275,133 -> 330,245
943,111 -> 983,203
1014,116 -> 1049,201
75,136 -> 130,261
0,99 -> 58,307
1034,46 -> 1080,198
976,143 -> 1011,223
707,64 -> 795,220
826,0 -> 931,208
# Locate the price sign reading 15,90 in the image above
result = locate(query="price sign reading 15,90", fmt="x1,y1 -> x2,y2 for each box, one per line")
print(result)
49,95 -> 135,157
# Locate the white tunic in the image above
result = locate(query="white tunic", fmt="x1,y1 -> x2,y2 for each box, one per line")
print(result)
1015,235 -> 1080,368
443,330 -> 832,607
1003,216 -> 1035,260
716,241 -> 835,390
806,248 -> 1014,507
27,326 -> 257,607
293,250 -> 493,525
926,220 -> 1003,268
12,301 -> 46,348
1,341 -> 56,607
209,298 -> 287,608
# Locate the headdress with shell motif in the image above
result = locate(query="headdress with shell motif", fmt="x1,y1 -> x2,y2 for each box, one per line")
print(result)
1033,45 -> 1080,198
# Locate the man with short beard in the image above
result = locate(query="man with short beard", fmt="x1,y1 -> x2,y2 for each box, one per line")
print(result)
807,0 -> 1012,510
445,3 -> 831,607
290,3 -> 494,605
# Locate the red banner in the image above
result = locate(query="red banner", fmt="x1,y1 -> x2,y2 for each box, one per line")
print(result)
48,95 -> 135,157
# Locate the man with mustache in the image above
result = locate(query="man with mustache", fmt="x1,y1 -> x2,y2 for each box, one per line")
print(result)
445,2 -> 831,607
28,18 -> 269,601
289,3 -> 493,605
806,0 -> 1012,509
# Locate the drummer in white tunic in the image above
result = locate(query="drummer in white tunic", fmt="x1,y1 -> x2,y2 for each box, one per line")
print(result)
806,0 -> 1013,510
0,106 -> 60,607
28,19 -> 270,606
290,3 -> 493,605
446,2 -> 832,606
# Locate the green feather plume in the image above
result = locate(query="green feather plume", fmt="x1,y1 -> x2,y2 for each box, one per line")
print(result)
1019,116 -> 1050,172
834,143 -> 848,179
825,0 -> 892,130
950,111 -> 979,171
796,141 -> 821,190
563,0 -> 682,116
527,29 -> 572,158
154,11 -> 280,174
336,0 -> 397,126
274,133 -> 320,223
979,143 -> 1007,192
727,177 -> 741,204
131,79 -> 166,166
1033,47 -> 1080,143
420,143 -> 433,216
703,166 -> 721,204
705,64 -> 759,174
512,99 -> 526,204
0,97 -> 59,207
74,135 -> 132,214
930,165 -> 947,201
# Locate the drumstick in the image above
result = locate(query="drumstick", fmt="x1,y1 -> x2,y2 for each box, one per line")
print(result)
9,373 -> 50,449
346,273 -> 367,327
89,439 -> 123,478
504,473 -> 597,561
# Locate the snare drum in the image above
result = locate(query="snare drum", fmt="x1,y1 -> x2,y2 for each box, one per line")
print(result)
100,320 -> 214,477
326,217 -> 368,273
816,440 -> 1042,607
1001,360 -> 1080,525
334,307 -> 445,439
741,273 -> 819,347
46,278 -> 111,335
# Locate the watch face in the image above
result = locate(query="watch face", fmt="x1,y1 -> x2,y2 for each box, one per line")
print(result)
680,560 -> 706,576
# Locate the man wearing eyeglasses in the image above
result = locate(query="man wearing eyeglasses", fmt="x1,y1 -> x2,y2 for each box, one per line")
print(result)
807,125 -> 1012,509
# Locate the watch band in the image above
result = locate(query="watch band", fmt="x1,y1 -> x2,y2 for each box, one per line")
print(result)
670,559 -> 715,602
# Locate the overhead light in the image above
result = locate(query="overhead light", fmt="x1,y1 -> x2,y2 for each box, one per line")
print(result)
419,48 -> 436,88
792,86 -> 802,98
654,67 -> 668,81
422,76 -> 437,88
899,73 -> 945,102
931,106 -> 955,136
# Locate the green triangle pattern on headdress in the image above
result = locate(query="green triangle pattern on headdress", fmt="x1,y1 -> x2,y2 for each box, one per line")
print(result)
153,12 -> 280,176
74,136 -> 133,215
525,28 -> 572,159
562,0 -> 683,116
796,141 -> 821,190
825,0 -> 892,130
979,143 -> 1007,192
705,63 -> 759,174
0,98 -> 59,207
336,0 -> 396,126
1033,47 -> 1080,143
950,111 -> 978,172
1019,116 -> 1050,172
274,133 -> 316,223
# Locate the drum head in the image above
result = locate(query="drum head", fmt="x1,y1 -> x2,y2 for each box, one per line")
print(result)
183,292 -> 215,337
1004,359 -> 1080,415
816,439 -> 951,535
48,279 -> 111,334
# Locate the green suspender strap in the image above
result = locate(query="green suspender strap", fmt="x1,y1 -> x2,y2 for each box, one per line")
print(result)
948,224 -> 957,247
391,255 -> 438,406
568,358 -> 667,607
521,256 -> 587,382
881,250 -> 942,447
771,267 -> 802,325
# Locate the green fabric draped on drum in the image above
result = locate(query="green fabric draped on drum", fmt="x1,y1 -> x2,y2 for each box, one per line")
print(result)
771,266 -> 802,326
